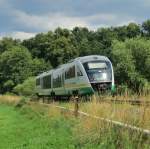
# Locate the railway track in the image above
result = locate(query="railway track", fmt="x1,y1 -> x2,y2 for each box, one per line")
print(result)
99,99 -> 150,106
33,95 -> 150,106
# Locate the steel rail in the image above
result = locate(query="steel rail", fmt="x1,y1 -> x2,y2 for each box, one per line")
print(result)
98,99 -> 150,106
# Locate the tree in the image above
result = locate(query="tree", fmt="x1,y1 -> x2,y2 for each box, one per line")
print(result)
111,40 -> 135,83
54,27 -> 71,38
22,32 -> 54,60
111,39 -> 149,92
0,37 -> 20,54
31,58 -> 52,75
142,20 -> 150,36
51,36 -> 78,67
125,38 -> 150,81
126,23 -> 140,38
0,46 -> 33,93
113,26 -> 128,41
13,77 -> 36,96
72,27 -> 90,42
96,27 -> 117,48
72,27 -> 91,55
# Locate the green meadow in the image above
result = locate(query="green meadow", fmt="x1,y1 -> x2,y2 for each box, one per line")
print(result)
0,104 -> 74,149
0,96 -> 150,149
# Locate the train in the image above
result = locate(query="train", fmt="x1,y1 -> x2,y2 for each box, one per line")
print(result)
35,55 -> 115,98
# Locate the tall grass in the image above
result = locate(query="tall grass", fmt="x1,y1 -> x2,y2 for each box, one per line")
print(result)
1,95 -> 150,148
74,116 -> 150,149
25,101 -> 150,149
0,95 -> 20,105
27,102 -> 150,148
80,96 -> 150,129
59,94 -> 150,130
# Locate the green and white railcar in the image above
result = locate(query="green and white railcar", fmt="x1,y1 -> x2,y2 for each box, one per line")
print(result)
35,55 -> 115,97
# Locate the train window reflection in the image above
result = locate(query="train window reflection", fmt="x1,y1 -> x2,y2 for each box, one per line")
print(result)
53,75 -> 62,88
83,61 -> 110,70
77,65 -> 83,76
43,75 -> 51,89
36,78 -> 40,86
88,62 -> 107,69
65,65 -> 75,79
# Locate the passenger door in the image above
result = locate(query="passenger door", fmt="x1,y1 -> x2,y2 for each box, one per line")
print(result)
64,65 -> 76,95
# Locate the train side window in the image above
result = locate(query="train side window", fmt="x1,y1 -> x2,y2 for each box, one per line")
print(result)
43,75 -> 51,89
53,75 -> 62,88
36,78 -> 40,86
77,66 -> 83,77
65,65 -> 75,79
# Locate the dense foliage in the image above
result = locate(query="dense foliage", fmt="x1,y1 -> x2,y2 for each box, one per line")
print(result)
0,20 -> 150,94
111,38 -> 150,92
13,77 -> 36,96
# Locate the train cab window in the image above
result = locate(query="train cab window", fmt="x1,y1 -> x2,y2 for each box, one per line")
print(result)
36,78 -> 40,86
77,66 -> 83,77
83,61 -> 112,82
65,65 -> 75,79
43,75 -> 51,89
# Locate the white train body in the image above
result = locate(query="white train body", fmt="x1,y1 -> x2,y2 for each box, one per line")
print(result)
35,55 -> 115,96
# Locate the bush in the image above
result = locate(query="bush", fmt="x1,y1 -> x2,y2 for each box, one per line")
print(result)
0,46 -> 33,93
116,84 -> 132,96
111,38 -> 150,93
15,96 -> 28,108
13,77 -> 36,96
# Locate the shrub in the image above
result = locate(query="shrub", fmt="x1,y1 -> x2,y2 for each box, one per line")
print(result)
13,77 -> 36,96
111,38 -> 150,93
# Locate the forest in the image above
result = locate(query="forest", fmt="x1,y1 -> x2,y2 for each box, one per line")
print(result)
0,20 -> 150,95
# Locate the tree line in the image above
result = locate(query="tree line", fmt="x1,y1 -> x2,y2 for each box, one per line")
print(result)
0,20 -> 150,94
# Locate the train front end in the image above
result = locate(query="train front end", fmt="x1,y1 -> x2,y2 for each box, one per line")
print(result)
82,56 -> 115,94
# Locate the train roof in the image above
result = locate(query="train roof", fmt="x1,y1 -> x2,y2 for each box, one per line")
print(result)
36,70 -> 53,78
37,55 -> 110,78
73,55 -> 109,63
56,55 -> 110,69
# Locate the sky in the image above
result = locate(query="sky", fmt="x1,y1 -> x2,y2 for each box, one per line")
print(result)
0,0 -> 150,40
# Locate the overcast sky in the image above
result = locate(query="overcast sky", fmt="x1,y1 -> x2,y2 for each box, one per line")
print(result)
0,0 -> 150,40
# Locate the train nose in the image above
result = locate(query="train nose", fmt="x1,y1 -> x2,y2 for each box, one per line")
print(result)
96,83 -> 110,92
91,82 -> 112,92
98,83 -> 107,90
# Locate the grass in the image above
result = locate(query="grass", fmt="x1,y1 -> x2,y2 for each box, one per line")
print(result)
74,118 -> 150,149
0,95 -> 150,149
112,94 -> 150,101
0,104 -> 75,149
0,95 -> 20,105
60,95 -> 150,129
